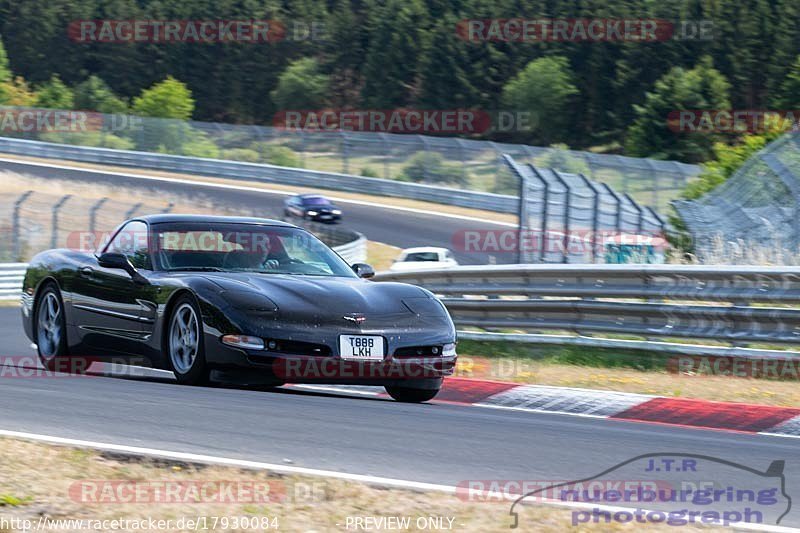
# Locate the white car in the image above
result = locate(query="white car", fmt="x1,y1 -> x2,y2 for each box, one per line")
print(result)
389,247 -> 459,272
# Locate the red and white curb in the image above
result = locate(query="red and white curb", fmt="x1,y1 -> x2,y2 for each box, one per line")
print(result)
436,378 -> 800,438
294,378 -> 800,438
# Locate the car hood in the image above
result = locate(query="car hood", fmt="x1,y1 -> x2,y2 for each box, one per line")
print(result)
203,272 -> 433,317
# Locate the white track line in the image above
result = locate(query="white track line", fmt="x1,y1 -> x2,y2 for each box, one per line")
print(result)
0,429 -> 792,532
0,156 -> 517,227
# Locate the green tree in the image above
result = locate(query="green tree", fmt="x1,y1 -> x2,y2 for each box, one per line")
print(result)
417,18 -> 479,109
35,74 -> 73,109
682,119 -> 790,200
361,0 -> 429,108
0,35 -> 10,85
625,57 -> 731,162
0,76 -> 36,106
773,56 -> 800,108
501,56 -> 579,145
132,76 -> 194,119
74,75 -> 128,114
270,58 -> 329,110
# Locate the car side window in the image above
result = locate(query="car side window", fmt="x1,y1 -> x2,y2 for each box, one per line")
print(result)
105,221 -> 152,270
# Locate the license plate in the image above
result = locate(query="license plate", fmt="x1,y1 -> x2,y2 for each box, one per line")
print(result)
339,335 -> 385,361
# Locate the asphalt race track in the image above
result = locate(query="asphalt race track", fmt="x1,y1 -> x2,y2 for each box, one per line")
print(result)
0,158 -> 516,265
1,307 -> 799,528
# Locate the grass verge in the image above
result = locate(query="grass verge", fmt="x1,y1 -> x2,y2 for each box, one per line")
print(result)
0,438 -> 725,532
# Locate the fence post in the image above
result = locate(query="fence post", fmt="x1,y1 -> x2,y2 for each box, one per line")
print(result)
646,159 -> 659,208
516,161 -> 529,264
380,133 -> 390,179
124,203 -> 143,220
529,165 -> 550,263
551,169 -> 571,264
341,131 -> 349,175
12,190 -> 33,261
578,173 -> 601,263
51,195 -> 73,249
602,183 -> 622,235
625,193 -> 644,233
420,136 -> 430,183
89,197 -> 109,234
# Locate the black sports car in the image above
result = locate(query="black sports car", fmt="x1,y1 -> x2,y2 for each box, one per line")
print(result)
20,215 -> 457,402
283,194 -> 342,222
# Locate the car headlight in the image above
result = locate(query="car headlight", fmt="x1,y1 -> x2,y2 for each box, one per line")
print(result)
307,210 -> 318,216
222,335 -> 265,350
402,297 -> 446,316
442,343 -> 457,357
332,209 -> 341,215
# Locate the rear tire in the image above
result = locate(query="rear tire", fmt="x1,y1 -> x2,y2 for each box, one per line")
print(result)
385,386 -> 440,403
34,284 -> 72,372
167,294 -> 210,385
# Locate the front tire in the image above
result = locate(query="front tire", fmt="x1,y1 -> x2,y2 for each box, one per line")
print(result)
35,284 -> 70,372
167,295 -> 209,385
385,386 -> 440,403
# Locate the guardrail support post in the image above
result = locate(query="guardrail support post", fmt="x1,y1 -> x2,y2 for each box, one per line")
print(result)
51,195 -> 73,250
12,191 -> 33,261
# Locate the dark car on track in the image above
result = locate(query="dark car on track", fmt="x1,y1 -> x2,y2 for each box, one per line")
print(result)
20,215 -> 457,402
283,194 -> 342,222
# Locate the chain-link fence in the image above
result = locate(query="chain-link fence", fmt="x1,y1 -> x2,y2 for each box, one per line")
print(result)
674,133 -> 800,263
0,190 -> 361,263
1,107 -> 699,211
504,155 -> 665,264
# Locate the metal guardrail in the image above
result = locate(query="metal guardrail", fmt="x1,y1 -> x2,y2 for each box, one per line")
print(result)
0,263 -> 27,300
374,265 -> 800,355
332,233 -> 367,264
0,137 -> 520,214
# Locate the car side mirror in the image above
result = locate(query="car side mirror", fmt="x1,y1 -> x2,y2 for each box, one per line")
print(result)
97,252 -> 130,270
97,252 -> 150,285
352,263 -> 375,279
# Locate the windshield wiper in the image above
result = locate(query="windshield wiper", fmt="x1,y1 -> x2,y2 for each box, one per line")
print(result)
167,267 -> 225,272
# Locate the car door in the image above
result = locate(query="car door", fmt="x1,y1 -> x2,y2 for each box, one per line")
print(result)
71,220 -> 156,354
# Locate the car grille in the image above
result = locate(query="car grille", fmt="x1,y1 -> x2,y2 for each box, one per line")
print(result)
265,339 -> 333,357
393,345 -> 444,358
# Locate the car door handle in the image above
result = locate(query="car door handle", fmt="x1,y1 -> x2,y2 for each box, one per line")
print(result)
79,267 -> 94,277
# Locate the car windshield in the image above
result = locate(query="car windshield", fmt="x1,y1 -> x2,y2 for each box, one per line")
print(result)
303,197 -> 331,206
152,222 -> 356,277
404,252 -> 440,262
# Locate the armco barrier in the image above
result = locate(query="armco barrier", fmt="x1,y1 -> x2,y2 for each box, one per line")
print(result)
0,263 -> 27,300
0,137 -> 519,214
374,264 -> 800,356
